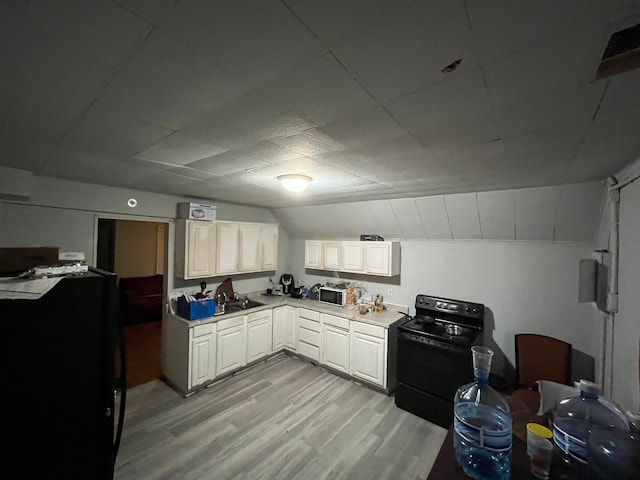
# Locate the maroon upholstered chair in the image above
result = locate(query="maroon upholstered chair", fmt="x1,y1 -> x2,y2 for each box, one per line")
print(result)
512,333 -> 572,413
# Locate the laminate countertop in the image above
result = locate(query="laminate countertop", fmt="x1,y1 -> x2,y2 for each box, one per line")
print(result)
171,292 -> 408,329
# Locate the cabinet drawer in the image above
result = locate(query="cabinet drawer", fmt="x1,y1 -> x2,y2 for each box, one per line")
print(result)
299,317 -> 320,333
322,313 -> 350,330
298,308 -> 320,322
192,322 -> 215,337
247,309 -> 271,323
352,320 -> 385,339
298,341 -> 319,361
298,327 -> 320,346
217,315 -> 245,331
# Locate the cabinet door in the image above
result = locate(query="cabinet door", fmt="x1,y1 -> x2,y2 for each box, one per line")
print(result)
186,221 -> 215,279
216,324 -> 246,376
283,306 -> 297,351
261,224 -> 278,270
365,242 -> 390,276
238,223 -> 262,272
305,241 -> 322,268
216,222 -> 239,274
322,242 -> 342,270
246,311 -> 273,363
272,307 -> 286,351
342,242 -> 364,272
350,331 -> 385,386
190,332 -> 216,388
323,325 -> 350,373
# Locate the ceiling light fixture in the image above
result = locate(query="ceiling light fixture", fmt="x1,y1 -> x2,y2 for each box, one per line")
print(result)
277,174 -> 312,192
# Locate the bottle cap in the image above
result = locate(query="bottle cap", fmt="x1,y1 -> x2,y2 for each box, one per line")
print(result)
579,379 -> 600,395
527,423 -> 553,439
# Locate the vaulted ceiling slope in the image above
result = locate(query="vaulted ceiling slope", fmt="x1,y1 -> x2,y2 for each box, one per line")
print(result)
2,1 -> 639,208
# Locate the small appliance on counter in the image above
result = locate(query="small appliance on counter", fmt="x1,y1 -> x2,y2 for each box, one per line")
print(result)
290,286 -> 304,299
280,273 -> 294,294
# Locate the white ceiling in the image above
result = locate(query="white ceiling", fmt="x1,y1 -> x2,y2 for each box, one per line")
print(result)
2,0 -> 640,208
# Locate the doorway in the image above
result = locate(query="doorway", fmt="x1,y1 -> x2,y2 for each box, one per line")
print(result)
96,217 -> 168,389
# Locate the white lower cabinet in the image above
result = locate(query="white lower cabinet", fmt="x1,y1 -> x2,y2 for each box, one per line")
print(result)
216,317 -> 247,377
320,313 -> 350,373
246,310 -> 273,363
322,324 -> 350,373
273,306 -> 296,351
189,323 -> 216,389
297,308 -> 321,361
350,321 -> 386,387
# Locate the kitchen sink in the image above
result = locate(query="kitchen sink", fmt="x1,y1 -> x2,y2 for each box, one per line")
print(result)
224,300 -> 265,312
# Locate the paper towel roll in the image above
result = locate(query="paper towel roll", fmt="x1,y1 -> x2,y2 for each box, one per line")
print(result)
578,259 -> 597,302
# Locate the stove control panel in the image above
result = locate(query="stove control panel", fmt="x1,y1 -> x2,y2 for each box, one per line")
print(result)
415,294 -> 484,320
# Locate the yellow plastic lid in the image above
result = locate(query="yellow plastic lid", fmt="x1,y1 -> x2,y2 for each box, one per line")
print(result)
527,423 -> 553,439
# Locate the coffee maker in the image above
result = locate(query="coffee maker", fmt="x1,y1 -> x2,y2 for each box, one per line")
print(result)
279,274 -> 294,295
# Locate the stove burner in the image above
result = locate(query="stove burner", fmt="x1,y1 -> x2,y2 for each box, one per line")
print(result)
414,315 -> 435,325
445,324 -> 464,336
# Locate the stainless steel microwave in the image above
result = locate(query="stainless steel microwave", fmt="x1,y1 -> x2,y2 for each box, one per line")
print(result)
319,286 -> 347,306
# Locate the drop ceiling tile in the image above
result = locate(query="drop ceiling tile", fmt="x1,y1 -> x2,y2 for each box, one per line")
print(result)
155,132 -> 228,160
554,182 -> 604,241
414,196 -> 453,240
335,0 -> 476,101
166,166 -> 218,180
132,171 -> 196,190
209,90 -> 318,142
187,150 -> 271,175
235,141 -> 303,164
271,129 -> 347,157
465,0 -> 627,63
477,190 -> 516,240
411,112 -> 499,150
483,30 -> 606,109
515,186 -> 560,241
63,101 -> 173,159
596,67 -> 640,118
356,134 -> 426,162
121,0 -> 176,24
444,193 -> 482,239
318,106 -> 407,148
164,0 -> 325,86
494,83 -> 605,139
99,29 -> 245,129
1,0 -> 150,70
263,54 -> 376,125
290,0 -> 412,47
385,68 -> 492,131
389,198 -> 419,217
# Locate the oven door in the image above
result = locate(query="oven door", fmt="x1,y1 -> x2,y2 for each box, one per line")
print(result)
397,333 -> 473,401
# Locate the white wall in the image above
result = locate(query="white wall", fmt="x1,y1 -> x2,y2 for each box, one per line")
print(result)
615,179 -> 640,412
291,238 -> 597,382
0,175 -> 290,296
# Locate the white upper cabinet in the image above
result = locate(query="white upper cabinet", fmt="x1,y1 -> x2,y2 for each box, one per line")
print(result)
261,224 -> 278,271
216,222 -> 240,275
342,242 -> 364,272
175,219 -> 216,279
305,240 -> 322,268
238,223 -> 262,272
305,240 -> 399,277
215,221 -> 279,275
365,242 -> 399,276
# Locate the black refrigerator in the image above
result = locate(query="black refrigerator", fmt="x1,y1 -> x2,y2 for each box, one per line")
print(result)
2,268 -> 126,480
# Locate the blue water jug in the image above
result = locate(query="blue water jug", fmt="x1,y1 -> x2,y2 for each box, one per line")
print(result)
453,346 -> 512,480
552,379 -> 632,479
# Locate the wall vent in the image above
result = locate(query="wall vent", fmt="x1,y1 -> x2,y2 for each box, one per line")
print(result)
596,22 -> 640,80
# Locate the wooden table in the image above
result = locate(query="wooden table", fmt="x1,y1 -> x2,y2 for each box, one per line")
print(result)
427,395 -> 551,480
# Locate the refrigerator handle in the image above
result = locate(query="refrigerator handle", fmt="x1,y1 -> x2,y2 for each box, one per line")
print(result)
113,310 -> 127,456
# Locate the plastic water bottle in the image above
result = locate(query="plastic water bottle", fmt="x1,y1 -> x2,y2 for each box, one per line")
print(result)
453,346 -> 512,480
552,379 -> 632,479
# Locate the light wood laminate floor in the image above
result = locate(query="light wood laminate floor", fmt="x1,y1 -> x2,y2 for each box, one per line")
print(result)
115,354 -> 447,480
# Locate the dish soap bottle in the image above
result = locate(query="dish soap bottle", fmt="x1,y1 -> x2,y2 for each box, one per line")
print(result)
453,346 -> 512,480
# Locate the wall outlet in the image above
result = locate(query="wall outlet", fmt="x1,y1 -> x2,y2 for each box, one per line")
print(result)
387,288 -> 393,296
